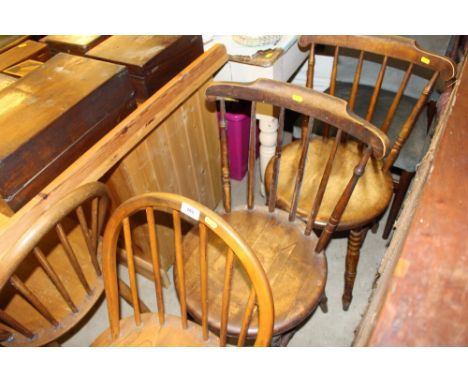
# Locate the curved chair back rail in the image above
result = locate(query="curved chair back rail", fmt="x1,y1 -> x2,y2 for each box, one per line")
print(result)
0,182 -> 110,346
297,35 -> 456,171
299,35 -> 456,81
206,79 -> 389,159
100,192 -> 274,347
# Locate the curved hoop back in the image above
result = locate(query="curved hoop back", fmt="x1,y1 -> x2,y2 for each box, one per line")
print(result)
0,182 -> 110,346
101,192 -> 274,346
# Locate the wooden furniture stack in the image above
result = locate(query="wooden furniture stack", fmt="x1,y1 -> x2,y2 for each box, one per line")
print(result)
40,35 -> 108,56
0,52 -> 137,212
0,39 -> 49,78
86,35 -> 204,101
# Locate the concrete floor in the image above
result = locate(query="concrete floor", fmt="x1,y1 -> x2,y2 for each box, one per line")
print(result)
62,135 -> 391,347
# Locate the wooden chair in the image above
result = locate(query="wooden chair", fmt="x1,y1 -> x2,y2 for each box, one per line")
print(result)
0,182 -> 109,346
176,79 -> 389,345
298,36 -> 456,241
91,192 -> 274,346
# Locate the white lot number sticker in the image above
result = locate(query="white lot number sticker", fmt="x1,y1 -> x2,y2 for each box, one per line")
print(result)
181,202 -> 200,221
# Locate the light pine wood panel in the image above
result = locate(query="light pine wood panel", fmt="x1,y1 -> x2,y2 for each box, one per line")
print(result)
105,82 -> 221,271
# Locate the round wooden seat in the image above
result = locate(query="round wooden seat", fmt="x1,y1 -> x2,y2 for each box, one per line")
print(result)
92,313 -> 219,347
182,206 -> 327,338
265,139 -> 394,231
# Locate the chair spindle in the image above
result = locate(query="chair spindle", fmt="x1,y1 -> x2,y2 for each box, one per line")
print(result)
146,207 -> 165,325
219,248 -> 234,347
247,101 -> 257,210
123,217 -> 141,326
237,287 -> 256,346
366,55 -> 388,122
305,129 -> 343,236
322,46 -> 341,139
33,247 -> 78,313
76,206 -> 101,276
173,210 -> 188,329
0,309 -> 34,339
267,107 -> 286,213
219,99 -> 231,213
198,222 -> 209,340
349,50 -> 365,111
55,223 -> 92,295
289,116 -> 314,222
9,275 -> 59,327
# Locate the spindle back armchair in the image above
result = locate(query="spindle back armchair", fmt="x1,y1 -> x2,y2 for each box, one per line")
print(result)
91,192 -> 274,347
0,182 -> 109,346
176,78 -> 389,345
298,36 -> 456,238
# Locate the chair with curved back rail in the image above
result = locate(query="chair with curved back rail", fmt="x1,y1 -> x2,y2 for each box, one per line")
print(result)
0,182 -> 109,346
91,192 -> 274,347
176,78 -> 390,345
272,36 -> 456,309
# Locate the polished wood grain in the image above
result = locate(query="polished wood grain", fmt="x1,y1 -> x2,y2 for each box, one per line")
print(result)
0,73 -> 16,91
2,59 -> 43,78
0,45 -> 228,287
0,183 -> 109,346
0,39 -> 48,71
0,52 -> 136,210
41,35 -> 108,55
86,35 -> 204,101
93,192 -> 273,347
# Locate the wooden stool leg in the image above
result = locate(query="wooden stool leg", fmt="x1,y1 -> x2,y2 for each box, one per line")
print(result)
319,291 -> 328,313
342,228 -> 367,311
382,170 -> 415,240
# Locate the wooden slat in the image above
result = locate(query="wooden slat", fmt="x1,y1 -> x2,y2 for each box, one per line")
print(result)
118,279 -> 151,313
219,248 -> 234,347
0,44 -> 228,287
380,63 -> 414,133
9,275 -> 59,327
33,247 -> 78,313
349,50 -> 364,111
173,210 -> 187,329
365,56 -> 388,122
55,223 -> 92,295
237,287 -> 256,346
267,107 -> 286,213
199,222 -> 209,340
123,217 -> 141,326
146,207 -> 165,326
76,205 -> 101,276
315,147 -> 372,252
247,101 -> 257,210
305,129 -> 343,235
0,309 -> 34,339
288,117 -> 314,222
322,46 -> 340,139
219,99 -> 231,213
383,71 -> 439,172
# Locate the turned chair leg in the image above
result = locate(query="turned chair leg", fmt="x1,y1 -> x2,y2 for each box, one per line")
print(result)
382,170 -> 415,240
342,228 -> 367,311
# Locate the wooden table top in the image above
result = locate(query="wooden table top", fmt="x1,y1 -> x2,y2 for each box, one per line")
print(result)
368,55 -> 468,346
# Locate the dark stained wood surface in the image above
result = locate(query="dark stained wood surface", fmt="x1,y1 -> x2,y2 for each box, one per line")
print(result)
86,35 -> 204,101
0,53 -> 136,210
41,35 -> 108,55
0,39 -> 48,71
367,55 -> 468,346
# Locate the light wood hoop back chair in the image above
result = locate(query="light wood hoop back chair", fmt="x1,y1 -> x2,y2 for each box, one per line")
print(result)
178,78 -> 389,345
0,182 -> 109,346
298,35 -> 456,241
268,36 -> 457,309
91,192 -> 274,347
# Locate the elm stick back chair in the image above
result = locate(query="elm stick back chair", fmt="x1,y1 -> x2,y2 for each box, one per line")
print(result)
298,35 -> 456,240
91,192 -> 274,347
0,182 -> 110,346
178,78 -> 389,345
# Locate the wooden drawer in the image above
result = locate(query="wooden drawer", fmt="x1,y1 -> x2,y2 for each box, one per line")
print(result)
41,35 -> 108,55
0,39 -> 49,72
0,53 -> 137,210
86,35 -> 204,101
